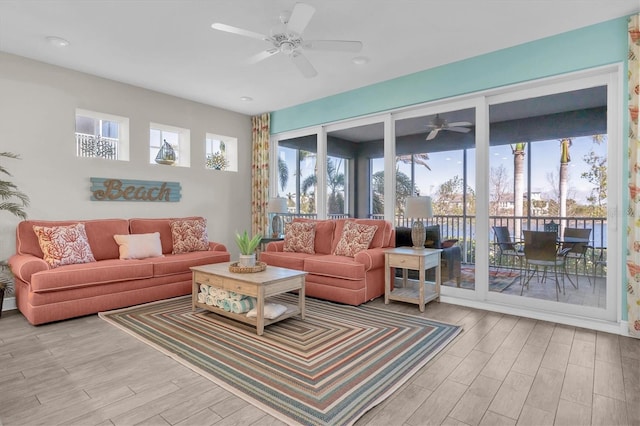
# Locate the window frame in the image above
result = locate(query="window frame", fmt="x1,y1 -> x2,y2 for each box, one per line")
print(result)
75,108 -> 130,161
149,122 -> 190,167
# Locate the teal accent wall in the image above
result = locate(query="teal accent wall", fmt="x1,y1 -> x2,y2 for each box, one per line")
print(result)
271,15 -> 631,323
272,17 -> 629,134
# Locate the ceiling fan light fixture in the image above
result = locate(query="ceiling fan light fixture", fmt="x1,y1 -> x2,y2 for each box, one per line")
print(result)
210,2 -> 362,78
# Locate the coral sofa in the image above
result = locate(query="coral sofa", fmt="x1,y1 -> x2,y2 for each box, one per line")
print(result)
8,217 -> 230,325
260,218 -> 395,305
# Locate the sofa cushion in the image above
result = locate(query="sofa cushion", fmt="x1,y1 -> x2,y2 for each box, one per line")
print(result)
30,259 -> 154,293
170,218 -> 209,254
355,219 -> 392,248
129,216 -> 203,254
17,219 -> 129,261
152,250 -> 231,277
334,221 -> 378,257
283,222 -> 316,254
292,218 -> 335,254
33,223 -> 96,268
113,232 -> 163,259
332,219 -> 391,252
259,251 -> 314,271
303,255 -> 365,280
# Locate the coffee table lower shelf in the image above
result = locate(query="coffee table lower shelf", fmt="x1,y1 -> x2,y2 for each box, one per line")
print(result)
194,300 -> 301,328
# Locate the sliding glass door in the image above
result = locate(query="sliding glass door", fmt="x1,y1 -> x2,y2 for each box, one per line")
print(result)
271,66 -> 621,323
485,71 -> 619,321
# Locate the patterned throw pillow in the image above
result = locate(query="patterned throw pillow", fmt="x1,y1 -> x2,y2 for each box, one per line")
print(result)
334,221 -> 378,257
33,223 -> 96,268
171,218 -> 209,254
283,222 -> 316,254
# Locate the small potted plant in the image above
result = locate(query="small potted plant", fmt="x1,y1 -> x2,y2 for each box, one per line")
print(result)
235,231 -> 262,267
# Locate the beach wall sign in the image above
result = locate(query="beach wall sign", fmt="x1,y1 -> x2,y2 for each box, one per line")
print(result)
90,178 -> 181,202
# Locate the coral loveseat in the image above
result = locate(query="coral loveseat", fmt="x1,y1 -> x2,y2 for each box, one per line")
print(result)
8,217 -> 230,325
260,218 -> 395,305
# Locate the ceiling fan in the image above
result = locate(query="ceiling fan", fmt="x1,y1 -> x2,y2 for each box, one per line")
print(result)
425,115 -> 473,140
211,3 -> 363,78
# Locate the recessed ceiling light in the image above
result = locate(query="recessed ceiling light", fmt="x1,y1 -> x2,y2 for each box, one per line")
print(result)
46,36 -> 69,47
240,96 -> 253,102
352,56 -> 369,65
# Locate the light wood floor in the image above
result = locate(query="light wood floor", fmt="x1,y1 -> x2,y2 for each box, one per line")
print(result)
0,298 -> 638,426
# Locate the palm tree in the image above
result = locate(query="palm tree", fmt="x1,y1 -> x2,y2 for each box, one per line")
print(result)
371,169 -> 416,218
277,157 -> 289,192
301,158 -> 345,214
512,142 -> 526,238
397,153 -> 431,170
1,152 -> 29,219
559,138 -> 572,231
326,159 -> 345,214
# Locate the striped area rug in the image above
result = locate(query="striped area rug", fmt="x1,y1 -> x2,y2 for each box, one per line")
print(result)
100,294 -> 461,426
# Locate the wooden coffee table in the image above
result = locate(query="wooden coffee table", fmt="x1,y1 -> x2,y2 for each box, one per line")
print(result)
190,262 -> 306,335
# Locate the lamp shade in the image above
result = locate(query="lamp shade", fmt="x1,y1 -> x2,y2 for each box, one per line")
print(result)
267,197 -> 288,213
405,196 -> 433,219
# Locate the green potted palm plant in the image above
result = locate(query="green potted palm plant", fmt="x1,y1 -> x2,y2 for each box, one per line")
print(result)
1,152 -> 30,316
235,230 -> 262,267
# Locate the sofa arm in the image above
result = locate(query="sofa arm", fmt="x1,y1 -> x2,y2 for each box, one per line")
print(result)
208,241 -> 228,252
8,254 -> 49,284
354,247 -> 388,271
266,241 -> 285,252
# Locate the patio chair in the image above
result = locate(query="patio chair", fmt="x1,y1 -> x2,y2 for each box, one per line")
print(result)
521,231 -> 571,301
561,228 -> 592,288
590,246 -> 606,294
543,221 -> 559,236
492,226 -> 524,275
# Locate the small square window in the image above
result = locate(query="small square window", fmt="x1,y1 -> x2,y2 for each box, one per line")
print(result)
150,123 -> 190,167
75,109 -> 129,161
206,133 -> 237,172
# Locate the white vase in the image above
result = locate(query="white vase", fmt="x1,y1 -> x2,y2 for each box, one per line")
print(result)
239,254 -> 256,267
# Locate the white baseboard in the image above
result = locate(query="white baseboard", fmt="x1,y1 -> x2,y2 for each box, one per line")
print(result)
440,295 -> 625,336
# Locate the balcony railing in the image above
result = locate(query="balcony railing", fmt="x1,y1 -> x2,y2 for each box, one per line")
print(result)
76,133 -> 119,160
279,212 -> 606,276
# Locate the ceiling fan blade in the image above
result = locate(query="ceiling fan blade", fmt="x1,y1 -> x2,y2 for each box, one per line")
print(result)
426,129 -> 440,141
447,121 -> 472,127
247,48 -> 279,64
303,40 -> 363,52
211,23 -> 269,41
290,52 -> 317,78
287,3 -> 315,35
446,127 -> 472,133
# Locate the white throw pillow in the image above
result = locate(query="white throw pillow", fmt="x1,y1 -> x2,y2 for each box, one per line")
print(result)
113,232 -> 163,259
246,303 -> 288,319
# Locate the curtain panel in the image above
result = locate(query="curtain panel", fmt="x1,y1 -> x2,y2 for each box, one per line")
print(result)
251,113 -> 270,237
627,14 -> 640,337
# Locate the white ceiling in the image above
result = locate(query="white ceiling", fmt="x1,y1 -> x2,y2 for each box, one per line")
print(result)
0,0 -> 637,116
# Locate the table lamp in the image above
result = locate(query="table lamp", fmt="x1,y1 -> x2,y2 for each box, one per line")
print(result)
405,196 -> 433,249
267,197 -> 288,238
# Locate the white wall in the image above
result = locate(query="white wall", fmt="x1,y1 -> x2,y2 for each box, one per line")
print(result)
0,52 -> 252,280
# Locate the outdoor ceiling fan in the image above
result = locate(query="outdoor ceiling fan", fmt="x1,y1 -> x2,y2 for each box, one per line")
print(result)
211,2 -> 363,78
425,114 -> 473,140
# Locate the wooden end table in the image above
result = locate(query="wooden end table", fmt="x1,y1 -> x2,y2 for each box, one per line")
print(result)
191,262 -> 306,335
384,247 -> 442,312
